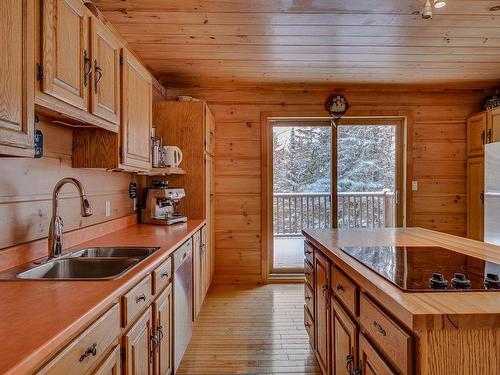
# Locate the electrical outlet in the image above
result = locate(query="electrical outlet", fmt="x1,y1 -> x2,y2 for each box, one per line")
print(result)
105,201 -> 111,217
412,180 -> 418,191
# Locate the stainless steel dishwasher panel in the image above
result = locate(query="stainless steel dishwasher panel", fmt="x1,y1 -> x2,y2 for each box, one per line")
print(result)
173,238 -> 193,372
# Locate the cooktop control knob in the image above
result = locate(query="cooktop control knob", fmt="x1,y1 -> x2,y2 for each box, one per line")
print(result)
485,273 -> 500,290
429,273 -> 448,290
451,273 -> 471,289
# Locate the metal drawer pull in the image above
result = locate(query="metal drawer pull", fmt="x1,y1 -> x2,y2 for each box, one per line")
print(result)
336,283 -> 344,292
305,249 -> 312,255
136,293 -> 146,303
345,353 -> 354,372
79,343 -> 97,362
157,324 -> 164,341
373,321 -> 387,336
161,272 -> 169,278
305,295 -> 311,301
305,322 -> 311,328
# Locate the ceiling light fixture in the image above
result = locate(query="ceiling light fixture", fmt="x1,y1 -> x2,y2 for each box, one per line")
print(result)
433,0 -> 447,8
422,0 -> 433,19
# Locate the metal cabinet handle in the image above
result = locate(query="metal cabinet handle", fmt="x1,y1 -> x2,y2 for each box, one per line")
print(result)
161,272 -> 169,278
305,250 -> 312,255
157,324 -> 164,342
481,130 -> 486,144
79,343 -> 97,362
305,322 -> 311,328
345,353 -> 354,372
305,295 -> 311,301
373,320 -> 387,336
336,283 -> 344,292
487,128 -> 493,143
83,50 -> 92,87
150,333 -> 159,363
94,59 -> 102,94
136,293 -> 146,303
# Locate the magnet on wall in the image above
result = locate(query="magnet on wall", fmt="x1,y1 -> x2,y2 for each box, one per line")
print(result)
34,129 -> 43,158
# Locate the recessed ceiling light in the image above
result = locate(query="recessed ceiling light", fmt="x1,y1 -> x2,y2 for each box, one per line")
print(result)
434,0 -> 447,8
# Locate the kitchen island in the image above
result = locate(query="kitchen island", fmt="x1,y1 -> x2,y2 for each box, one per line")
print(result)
302,227 -> 500,375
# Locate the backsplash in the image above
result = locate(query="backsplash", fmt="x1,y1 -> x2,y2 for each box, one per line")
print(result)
0,120 -> 136,249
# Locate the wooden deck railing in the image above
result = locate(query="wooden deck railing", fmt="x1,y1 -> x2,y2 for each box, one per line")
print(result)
273,191 -> 394,236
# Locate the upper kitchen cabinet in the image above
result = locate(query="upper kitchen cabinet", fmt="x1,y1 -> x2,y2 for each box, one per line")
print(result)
487,107 -> 500,144
90,17 -> 121,125
467,108 -> 500,158
73,50 -> 152,172
0,0 -> 35,157
120,50 -> 153,171
35,0 -> 119,132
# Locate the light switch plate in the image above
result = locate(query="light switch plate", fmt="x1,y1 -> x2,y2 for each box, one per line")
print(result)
105,201 -> 111,217
412,180 -> 418,191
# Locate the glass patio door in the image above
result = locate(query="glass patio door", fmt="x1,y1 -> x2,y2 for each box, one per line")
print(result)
271,121 -> 333,272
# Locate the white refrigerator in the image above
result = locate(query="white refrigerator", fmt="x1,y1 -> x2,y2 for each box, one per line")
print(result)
484,142 -> 500,276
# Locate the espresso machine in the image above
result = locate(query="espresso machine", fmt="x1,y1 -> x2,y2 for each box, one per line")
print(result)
141,181 -> 187,225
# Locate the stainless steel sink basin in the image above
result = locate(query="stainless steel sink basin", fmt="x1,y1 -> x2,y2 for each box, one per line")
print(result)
71,247 -> 158,259
16,258 -> 140,280
0,246 -> 160,280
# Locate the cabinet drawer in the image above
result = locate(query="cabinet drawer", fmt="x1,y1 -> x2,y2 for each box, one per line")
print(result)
122,275 -> 153,327
304,259 -> 314,290
304,282 -> 314,317
37,304 -> 120,375
304,306 -> 314,346
152,257 -> 172,294
332,266 -> 358,316
304,241 -> 314,265
360,294 -> 411,374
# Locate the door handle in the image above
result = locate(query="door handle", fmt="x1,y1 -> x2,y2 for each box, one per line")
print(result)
83,50 -> 92,87
94,60 -> 102,94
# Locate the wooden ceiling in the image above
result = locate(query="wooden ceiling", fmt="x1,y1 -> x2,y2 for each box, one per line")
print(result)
93,0 -> 500,88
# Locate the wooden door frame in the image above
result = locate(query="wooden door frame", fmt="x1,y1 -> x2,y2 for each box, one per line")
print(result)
261,111 -> 410,283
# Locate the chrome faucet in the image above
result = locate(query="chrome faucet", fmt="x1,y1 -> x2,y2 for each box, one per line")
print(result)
48,178 -> 92,259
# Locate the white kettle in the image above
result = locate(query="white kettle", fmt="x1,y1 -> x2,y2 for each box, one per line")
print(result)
163,146 -> 183,168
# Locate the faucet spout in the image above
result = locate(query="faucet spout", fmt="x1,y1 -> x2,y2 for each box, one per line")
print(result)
48,178 -> 93,259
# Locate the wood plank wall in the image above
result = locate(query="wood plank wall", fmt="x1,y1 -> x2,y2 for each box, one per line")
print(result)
168,86 -> 487,284
0,120 -> 135,250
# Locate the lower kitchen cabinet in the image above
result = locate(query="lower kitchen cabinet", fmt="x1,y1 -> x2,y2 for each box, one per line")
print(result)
314,250 -> 331,374
123,306 -> 154,375
194,225 -> 210,321
359,334 -> 395,375
153,284 -> 174,375
92,345 -> 121,375
331,298 -> 358,375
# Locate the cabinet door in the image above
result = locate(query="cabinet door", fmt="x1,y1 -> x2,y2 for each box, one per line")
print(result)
487,107 -> 500,144
467,112 -> 487,157
153,284 -> 173,375
123,307 -> 153,375
206,155 -> 216,284
205,105 -> 215,155
41,0 -> 89,110
90,18 -> 121,125
121,50 -> 152,170
314,251 -> 331,374
193,229 -> 202,319
467,156 -> 484,240
0,0 -> 34,157
201,224 -> 209,299
359,334 -> 396,375
331,299 -> 358,375
92,346 -> 121,375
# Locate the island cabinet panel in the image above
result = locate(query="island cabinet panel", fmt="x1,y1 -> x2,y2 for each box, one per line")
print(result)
314,251 -> 331,375
331,298 -> 358,375
41,0 -> 89,111
359,294 -> 412,374
359,334 -> 396,375
90,17 -> 121,125
0,0 -> 35,157
123,307 -> 154,375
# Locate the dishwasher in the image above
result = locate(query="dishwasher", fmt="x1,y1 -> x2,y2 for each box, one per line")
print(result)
173,238 -> 193,372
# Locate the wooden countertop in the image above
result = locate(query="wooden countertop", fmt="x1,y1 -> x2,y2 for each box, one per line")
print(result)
303,227 -> 500,332
0,220 -> 205,375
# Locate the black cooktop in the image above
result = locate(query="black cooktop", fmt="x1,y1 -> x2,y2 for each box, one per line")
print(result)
340,246 -> 500,292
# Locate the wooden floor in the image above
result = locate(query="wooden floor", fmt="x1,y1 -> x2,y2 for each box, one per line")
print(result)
178,284 -> 320,375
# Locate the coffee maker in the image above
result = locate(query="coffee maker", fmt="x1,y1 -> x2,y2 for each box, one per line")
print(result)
141,181 -> 187,225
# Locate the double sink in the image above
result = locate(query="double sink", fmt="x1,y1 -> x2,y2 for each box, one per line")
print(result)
0,247 -> 159,280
